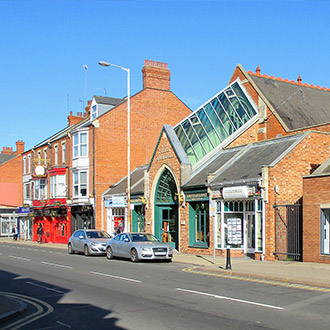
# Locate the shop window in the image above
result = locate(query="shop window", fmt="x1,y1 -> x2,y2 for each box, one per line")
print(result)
224,201 -> 243,212
321,209 -> 330,255
189,202 -> 209,248
73,132 -> 88,158
73,171 -> 88,197
246,200 -> 255,212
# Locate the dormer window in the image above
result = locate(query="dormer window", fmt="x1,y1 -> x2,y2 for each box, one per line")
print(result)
91,105 -> 97,120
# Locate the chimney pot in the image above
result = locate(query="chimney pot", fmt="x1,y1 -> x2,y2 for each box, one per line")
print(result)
297,75 -> 302,84
256,65 -> 261,76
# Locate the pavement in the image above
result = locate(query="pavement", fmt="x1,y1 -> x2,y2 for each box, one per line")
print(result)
1,237 -> 330,324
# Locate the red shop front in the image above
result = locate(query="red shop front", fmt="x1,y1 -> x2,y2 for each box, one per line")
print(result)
31,201 -> 71,244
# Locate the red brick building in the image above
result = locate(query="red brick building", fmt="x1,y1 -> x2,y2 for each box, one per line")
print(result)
105,64 -> 330,262
21,59 -> 191,242
0,141 -> 25,236
303,159 -> 330,263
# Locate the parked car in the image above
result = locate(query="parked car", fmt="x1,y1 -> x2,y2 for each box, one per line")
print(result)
68,229 -> 112,256
105,232 -> 173,262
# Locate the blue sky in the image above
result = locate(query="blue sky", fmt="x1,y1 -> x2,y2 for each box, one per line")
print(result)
1,0 -> 329,151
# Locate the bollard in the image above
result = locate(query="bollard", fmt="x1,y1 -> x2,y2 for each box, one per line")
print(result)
226,247 -> 232,269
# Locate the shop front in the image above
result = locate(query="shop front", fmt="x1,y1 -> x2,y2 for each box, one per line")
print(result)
213,186 -> 264,259
18,205 -> 32,240
104,196 -> 126,236
31,200 -> 71,243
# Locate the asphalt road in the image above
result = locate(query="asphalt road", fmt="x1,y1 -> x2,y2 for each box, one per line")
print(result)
1,243 -> 330,329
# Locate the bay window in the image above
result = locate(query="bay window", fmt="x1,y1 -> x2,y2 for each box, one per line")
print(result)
73,132 -> 88,158
50,175 -> 66,198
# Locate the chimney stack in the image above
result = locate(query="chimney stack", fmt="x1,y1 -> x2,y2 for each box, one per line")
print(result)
142,59 -> 171,91
15,140 -> 25,154
67,111 -> 85,126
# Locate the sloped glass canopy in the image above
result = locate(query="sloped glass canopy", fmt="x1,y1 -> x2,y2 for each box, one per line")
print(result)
174,79 -> 258,165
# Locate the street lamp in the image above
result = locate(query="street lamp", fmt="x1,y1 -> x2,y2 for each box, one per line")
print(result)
98,60 -> 131,232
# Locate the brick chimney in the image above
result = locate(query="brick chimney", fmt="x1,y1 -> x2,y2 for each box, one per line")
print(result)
142,59 -> 171,91
67,111 -> 86,126
1,146 -> 13,155
15,140 -> 25,154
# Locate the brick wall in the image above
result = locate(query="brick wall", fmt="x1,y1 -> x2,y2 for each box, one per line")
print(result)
263,132 -> 330,260
0,156 -> 23,206
303,176 -> 330,264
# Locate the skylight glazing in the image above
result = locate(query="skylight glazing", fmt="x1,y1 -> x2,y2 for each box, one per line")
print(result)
174,79 -> 258,165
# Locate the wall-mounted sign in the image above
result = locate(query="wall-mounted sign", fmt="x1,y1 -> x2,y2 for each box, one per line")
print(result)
222,186 -> 250,199
185,191 -> 208,202
112,196 -> 126,207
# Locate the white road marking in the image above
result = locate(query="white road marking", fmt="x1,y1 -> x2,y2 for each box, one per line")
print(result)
26,281 -> 65,294
56,321 -> 72,328
91,271 -> 141,283
176,288 -> 284,310
41,261 -> 72,269
9,255 -> 31,261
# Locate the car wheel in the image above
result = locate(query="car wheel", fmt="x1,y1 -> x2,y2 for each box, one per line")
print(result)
130,248 -> 139,262
106,246 -> 113,260
84,245 -> 90,256
68,243 -> 74,254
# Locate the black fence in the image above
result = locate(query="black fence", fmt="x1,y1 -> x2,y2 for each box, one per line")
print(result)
273,204 -> 302,261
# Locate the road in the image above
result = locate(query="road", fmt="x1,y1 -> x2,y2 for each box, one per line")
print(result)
1,243 -> 330,329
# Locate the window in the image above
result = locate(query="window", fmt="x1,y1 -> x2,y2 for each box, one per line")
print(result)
24,182 -> 31,199
61,142 -> 66,164
34,179 -> 47,200
73,171 -> 88,197
50,175 -> 66,198
174,79 -> 258,165
91,105 -> 97,120
189,202 -> 209,248
73,132 -> 88,158
321,209 -> 330,255
28,154 -> 31,173
54,145 -> 58,165
44,149 -> 47,168
23,156 -> 27,174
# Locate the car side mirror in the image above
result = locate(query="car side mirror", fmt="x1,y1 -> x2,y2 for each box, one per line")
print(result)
79,235 -> 84,239
124,238 -> 129,242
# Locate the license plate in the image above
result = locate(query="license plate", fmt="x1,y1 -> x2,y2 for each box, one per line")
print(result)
154,252 -> 166,256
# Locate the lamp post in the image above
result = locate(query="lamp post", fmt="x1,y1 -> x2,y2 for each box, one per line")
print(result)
98,61 -> 131,232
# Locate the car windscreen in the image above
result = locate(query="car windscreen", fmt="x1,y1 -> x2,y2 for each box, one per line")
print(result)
130,234 -> 159,242
86,231 -> 111,239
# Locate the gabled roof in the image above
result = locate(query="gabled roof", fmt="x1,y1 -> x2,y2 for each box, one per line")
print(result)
244,66 -> 330,131
148,125 -> 190,172
183,132 -> 308,189
0,153 -> 16,165
103,165 -> 148,197
304,157 -> 330,178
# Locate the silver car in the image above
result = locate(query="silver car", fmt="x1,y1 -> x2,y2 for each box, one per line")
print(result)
105,232 -> 173,262
68,229 -> 112,256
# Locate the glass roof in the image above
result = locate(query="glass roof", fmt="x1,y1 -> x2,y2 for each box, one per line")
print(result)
174,79 -> 258,165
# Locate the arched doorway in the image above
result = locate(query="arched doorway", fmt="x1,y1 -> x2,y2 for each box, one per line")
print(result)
154,168 -> 179,249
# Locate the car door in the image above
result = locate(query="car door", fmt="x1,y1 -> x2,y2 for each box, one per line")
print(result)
71,231 -> 81,251
115,234 -> 129,257
111,234 -> 121,256
120,234 -> 131,258
76,230 -> 86,252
